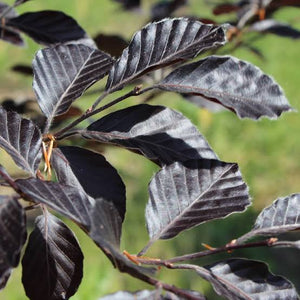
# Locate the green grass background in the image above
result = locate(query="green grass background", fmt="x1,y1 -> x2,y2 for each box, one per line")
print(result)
0,0 -> 299,299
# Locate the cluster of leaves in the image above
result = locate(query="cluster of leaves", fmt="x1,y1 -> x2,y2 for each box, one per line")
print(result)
0,1 -> 299,299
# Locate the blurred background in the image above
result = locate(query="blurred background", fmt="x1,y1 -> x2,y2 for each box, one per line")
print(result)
0,0 -> 299,299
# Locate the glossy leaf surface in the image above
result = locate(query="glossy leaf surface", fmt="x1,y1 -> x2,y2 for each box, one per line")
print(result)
142,159 -> 250,253
157,55 -> 292,119
33,44 -> 114,120
203,258 -> 299,300
22,213 -> 83,300
106,18 -> 227,92
51,146 -> 126,221
81,104 -> 217,166
0,106 -> 42,175
16,178 -> 92,229
238,193 -> 300,243
0,196 -> 26,289
7,10 -> 87,45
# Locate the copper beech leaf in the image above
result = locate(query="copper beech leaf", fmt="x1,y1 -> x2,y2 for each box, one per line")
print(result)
0,196 -> 26,290
22,213 -> 83,300
51,146 -> 126,221
140,159 -> 250,255
7,10 -> 87,45
81,104 -> 217,167
156,56 -> 292,119
237,193 -> 300,243
33,44 -> 114,121
106,18 -> 227,93
202,258 -> 299,300
0,106 -> 42,175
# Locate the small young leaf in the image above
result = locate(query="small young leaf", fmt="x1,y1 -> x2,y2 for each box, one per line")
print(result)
51,146 -> 126,221
250,20 -> 300,39
33,44 -> 114,121
141,159 -> 250,254
0,106 -> 42,175
6,10 -> 87,45
81,104 -> 217,166
202,258 -> 299,299
106,18 -> 227,93
156,55 -> 292,119
0,196 -> 26,290
16,178 -> 93,229
22,213 -> 83,300
237,193 -> 300,243
0,26 -> 24,46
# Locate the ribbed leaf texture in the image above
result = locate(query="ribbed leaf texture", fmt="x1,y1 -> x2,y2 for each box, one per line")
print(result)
157,55 -> 292,119
51,146 -> 126,221
237,193 -> 300,243
16,178 -> 92,229
250,20 -> 300,38
81,104 -> 217,166
33,44 -> 114,121
0,196 -> 26,290
141,159 -> 250,255
0,106 -> 42,175
98,289 -> 204,300
106,18 -> 227,93
22,213 -> 83,300
203,258 -> 299,300
7,10 -> 87,45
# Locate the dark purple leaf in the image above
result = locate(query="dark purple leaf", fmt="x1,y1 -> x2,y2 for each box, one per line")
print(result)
0,106 -> 42,175
151,0 -> 188,21
141,159 -> 250,255
81,104 -> 217,166
113,0 -> 141,10
33,44 -> 114,120
89,199 -> 155,275
16,177 -> 93,229
22,213 -> 83,300
237,193 -> 300,243
11,64 -> 33,76
7,10 -> 87,45
51,146 -> 126,221
213,3 -> 239,15
0,25 -> 24,46
250,19 -> 300,39
202,258 -> 299,299
93,33 -> 128,57
0,196 -> 26,290
106,18 -> 227,93
157,55 -> 292,119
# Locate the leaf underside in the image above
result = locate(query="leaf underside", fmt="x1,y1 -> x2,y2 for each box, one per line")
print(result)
81,104 -> 217,166
22,213 -> 83,300
7,10 -> 87,45
145,159 -> 250,242
0,196 -> 26,290
0,106 -> 42,175
33,44 -> 114,121
157,55 -> 292,119
106,18 -> 227,93
203,258 -> 299,300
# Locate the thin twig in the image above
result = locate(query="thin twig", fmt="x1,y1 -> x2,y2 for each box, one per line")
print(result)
133,238 -> 278,266
54,85 -> 155,140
